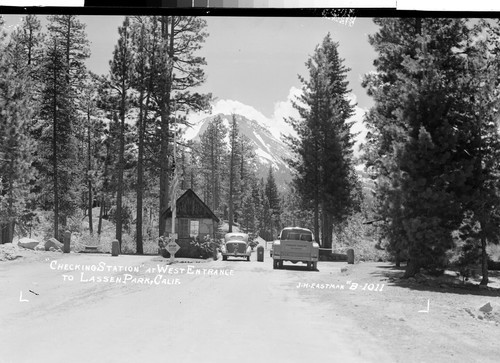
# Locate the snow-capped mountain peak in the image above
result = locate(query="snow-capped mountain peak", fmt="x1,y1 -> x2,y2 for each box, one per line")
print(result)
184,111 -> 293,185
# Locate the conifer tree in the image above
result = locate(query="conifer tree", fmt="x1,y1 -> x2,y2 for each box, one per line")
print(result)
129,16 -> 153,254
251,178 -> 264,236
259,178 -> 272,240
457,20 -> 500,285
109,17 -> 134,248
8,15 -> 44,77
80,73 -> 104,236
198,116 -> 228,216
228,114 -> 240,232
286,33 -> 358,248
363,18 -> 492,277
38,36 -> 74,238
148,16 -> 211,237
0,17 -> 36,244
35,15 -> 90,238
265,166 -> 281,238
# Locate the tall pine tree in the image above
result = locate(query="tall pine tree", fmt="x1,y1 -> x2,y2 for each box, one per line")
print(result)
109,17 -> 134,249
0,17 -> 36,244
362,18 -> 494,277
286,33 -> 359,248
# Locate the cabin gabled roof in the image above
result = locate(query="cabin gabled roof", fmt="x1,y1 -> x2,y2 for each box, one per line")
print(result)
163,189 -> 219,223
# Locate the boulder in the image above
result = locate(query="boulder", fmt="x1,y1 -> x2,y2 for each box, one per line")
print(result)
45,238 -> 63,251
34,243 -> 46,251
479,302 -> 493,314
18,237 -> 41,250
0,243 -> 23,261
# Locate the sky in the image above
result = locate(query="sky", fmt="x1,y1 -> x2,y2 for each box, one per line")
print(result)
2,14 -> 379,151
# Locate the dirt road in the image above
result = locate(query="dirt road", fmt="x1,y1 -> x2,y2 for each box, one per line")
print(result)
1,251 -> 499,363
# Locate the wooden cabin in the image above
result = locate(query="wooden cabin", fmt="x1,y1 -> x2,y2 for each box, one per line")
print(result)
163,189 -> 220,258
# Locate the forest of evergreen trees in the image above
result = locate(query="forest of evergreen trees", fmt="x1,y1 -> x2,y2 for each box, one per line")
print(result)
0,15 -> 291,252
2,16 -> 500,285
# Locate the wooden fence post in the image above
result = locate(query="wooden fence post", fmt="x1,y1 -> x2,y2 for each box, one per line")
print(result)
111,239 -> 120,256
63,230 -> 71,253
347,249 -> 354,264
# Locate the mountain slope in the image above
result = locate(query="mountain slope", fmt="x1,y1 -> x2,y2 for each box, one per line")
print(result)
185,113 -> 293,187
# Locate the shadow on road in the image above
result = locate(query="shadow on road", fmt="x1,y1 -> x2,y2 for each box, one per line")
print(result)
370,264 -> 500,297
280,264 -> 318,272
223,258 -> 252,262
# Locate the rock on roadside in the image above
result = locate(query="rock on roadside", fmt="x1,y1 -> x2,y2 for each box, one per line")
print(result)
18,237 -> 41,250
44,238 -> 63,252
0,243 -> 24,261
479,302 -> 493,314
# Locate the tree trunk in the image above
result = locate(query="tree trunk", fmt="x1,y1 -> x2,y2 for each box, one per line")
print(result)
320,204 -> 334,249
0,222 -> 14,244
97,198 -> 104,236
395,250 -> 401,268
158,110 -> 170,237
228,120 -> 236,233
404,257 -> 420,278
158,16 -> 174,237
115,109 -> 125,247
211,137 -> 216,213
136,111 -> 144,253
480,233 -> 489,286
52,42 -> 59,240
322,212 -> 333,250
314,199 -> 320,246
136,83 -> 149,255
98,140 -> 111,237
87,106 -> 93,235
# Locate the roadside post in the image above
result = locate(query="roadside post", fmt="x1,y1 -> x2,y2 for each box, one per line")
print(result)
257,245 -> 264,262
212,238 -> 218,260
111,239 -> 120,256
63,230 -> 71,253
347,248 -> 354,264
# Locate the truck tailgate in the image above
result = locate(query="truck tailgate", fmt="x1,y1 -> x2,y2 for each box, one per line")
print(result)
280,241 -> 312,259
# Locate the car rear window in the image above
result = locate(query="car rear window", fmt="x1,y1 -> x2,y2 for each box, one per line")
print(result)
280,230 -> 313,241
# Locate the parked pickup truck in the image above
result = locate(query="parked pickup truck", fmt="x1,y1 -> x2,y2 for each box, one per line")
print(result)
272,227 -> 319,270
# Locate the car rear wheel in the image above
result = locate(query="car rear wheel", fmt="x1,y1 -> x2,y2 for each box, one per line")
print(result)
273,260 -> 278,269
306,262 -> 311,269
279,260 -> 284,269
222,256 -> 227,261
311,261 -> 317,270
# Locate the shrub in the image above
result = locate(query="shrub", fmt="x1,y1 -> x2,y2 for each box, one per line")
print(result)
190,235 -> 221,258
455,240 -> 481,282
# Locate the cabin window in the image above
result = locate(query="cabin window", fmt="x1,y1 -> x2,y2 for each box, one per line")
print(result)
190,220 -> 199,238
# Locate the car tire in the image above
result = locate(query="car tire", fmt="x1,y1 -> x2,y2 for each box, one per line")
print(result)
222,256 -> 227,261
312,262 -> 317,270
279,260 -> 284,269
273,260 -> 278,269
306,262 -> 311,269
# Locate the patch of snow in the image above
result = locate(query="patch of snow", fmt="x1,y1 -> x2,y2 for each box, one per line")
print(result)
253,131 -> 271,153
183,119 -> 205,141
255,148 -> 275,165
